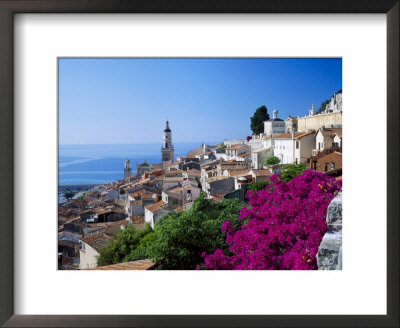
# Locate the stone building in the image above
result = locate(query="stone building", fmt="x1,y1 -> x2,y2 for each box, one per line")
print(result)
136,161 -> 154,177
297,92 -> 342,131
123,158 -> 132,180
161,120 -> 174,170
263,109 -> 286,135
297,111 -> 342,132
284,116 -> 298,133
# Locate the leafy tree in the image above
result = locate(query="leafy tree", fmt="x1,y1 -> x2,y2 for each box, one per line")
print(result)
280,163 -> 306,182
97,224 -> 153,266
219,143 -> 226,153
265,156 -> 280,167
246,181 -> 270,192
250,105 -> 269,135
96,194 -> 245,270
77,193 -> 86,200
63,190 -> 75,200
147,193 -> 245,270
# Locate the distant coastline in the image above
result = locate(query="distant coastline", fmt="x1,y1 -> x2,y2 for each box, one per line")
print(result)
58,142 -> 216,185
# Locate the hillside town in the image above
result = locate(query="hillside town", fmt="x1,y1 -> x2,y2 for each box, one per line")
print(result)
58,91 -> 342,270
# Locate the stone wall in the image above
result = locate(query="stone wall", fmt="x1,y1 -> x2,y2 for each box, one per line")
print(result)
297,112 -> 342,131
317,191 -> 342,270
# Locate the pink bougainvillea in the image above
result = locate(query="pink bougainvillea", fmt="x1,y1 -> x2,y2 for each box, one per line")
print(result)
202,170 -> 342,270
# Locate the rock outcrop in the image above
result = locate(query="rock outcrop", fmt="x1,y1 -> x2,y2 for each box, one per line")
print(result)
317,191 -> 342,270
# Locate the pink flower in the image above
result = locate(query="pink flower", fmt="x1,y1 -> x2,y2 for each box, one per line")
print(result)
202,170 -> 341,270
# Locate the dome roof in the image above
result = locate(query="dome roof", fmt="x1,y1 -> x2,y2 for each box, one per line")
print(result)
164,120 -> 171,132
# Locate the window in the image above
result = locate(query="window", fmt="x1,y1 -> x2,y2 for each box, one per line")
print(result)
324,164 -> 328,172
296,141 -> 299,149
331,162 -> 335,170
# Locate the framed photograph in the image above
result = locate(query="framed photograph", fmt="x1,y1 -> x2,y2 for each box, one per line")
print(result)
0,1 -> 398,327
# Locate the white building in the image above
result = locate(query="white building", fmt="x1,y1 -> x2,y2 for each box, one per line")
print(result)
144,201 -> 169,228
273,131 -> 315,164
79,233 -> 111,270
314,127 -> 343,155
263,110 -> 286,135
225,143 -> 250,158
251,147 -> 273,169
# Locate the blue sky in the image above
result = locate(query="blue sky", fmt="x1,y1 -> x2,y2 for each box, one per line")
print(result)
59,58 -> 342,144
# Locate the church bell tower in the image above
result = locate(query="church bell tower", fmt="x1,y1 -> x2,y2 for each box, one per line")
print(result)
161,120 -> 174,170
124,158 -> 132,180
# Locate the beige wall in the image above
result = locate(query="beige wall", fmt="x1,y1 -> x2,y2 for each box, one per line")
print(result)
295,134 -> 316,163
79,243 -> 99,269
298,112 -> 342,131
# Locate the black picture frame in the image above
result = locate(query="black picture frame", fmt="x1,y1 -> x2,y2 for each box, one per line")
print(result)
0,1 -> 398,327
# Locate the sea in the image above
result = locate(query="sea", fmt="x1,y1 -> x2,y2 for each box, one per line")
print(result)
58,143 -> 207,186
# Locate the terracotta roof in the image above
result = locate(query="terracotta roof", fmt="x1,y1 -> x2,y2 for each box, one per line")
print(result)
237,152 -> 251,158
273,131 -> 315,139
313,152 -> 342,173
225,169 -> 248,177
81,233 -> 111,253
165,170 -> 183,176
220,159 -> 246,165
80,209 -> 96,215
145,200 -> 167,213
142,193 -> 157,199
149,169 -> 163,176
128,189 -> 147,198
88,199 -> 102,204
167,184 -> 200,195
87,260 -> 157,270
186,169 -> 201,175
250,169 -> 272,176
319,128 -> 342,138
210,193 -> 227,202
88,219 -> 128,229
163,177 -> 184,183
226,144 -> 248,150
206,175 -> 229,183
332,131 -> 342,138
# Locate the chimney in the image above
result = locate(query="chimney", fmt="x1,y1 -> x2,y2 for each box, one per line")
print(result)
291,130 -> 295,138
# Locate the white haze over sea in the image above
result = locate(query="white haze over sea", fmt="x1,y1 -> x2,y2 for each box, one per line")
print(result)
58,143 -> 206,185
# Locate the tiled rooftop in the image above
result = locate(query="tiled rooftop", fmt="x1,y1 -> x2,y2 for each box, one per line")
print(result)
87,259 -> 157,270
145,200 -> 167,213
81,233 -> 111,253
